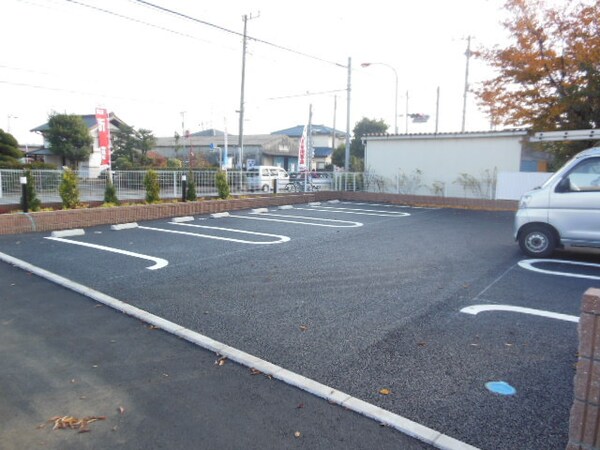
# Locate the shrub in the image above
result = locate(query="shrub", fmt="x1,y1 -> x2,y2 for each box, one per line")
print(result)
144,169 -> 160,203
21,169 -> 42,212
215,170 -> 230,199
59,168 -> 80,209
186,172 -> 197,201
104,177 -> 120,205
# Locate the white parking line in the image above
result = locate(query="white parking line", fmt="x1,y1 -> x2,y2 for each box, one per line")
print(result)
518,259 -> 600,281
0,251 -> 480,450
461,304 -> 579,323
137,223 -> 290,245
341,202 -> 437,210
44,236 -> 168,270
295,207 -> 411,217
229,213 -> 363,228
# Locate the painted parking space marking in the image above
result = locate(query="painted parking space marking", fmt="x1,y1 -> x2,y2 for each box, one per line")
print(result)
461,304 -> 579,323
309,205 -> 410,215
137,223 -> 290,245
0,251 -> 479,450
230,213 -> 363,228
341,201 -> 437,210
295,207 -> 411,218
44,236 -> 168,270
518,259 -> 600,281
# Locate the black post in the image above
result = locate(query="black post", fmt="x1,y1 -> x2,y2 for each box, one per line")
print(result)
273,178 -> 278,194
182,175 -> 187,202
20,176 -> 28,213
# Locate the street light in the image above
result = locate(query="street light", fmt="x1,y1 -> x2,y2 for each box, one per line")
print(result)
361,62 -> 399,134
7,114 -> 18,133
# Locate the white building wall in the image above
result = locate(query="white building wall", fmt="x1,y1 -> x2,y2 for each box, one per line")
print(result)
365,133 -> 525,198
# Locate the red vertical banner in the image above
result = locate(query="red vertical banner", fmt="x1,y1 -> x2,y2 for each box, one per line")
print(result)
95,108 -> 111,167
298,125 -> 307,171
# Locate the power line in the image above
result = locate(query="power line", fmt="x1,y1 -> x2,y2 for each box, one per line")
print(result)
132,0 -> 347,68
267,89 -> 346,101
63,0 -> 218,46
0,79 -> 175,106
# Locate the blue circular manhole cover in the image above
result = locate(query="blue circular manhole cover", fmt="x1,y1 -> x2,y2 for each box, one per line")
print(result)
485,381 -> 516,396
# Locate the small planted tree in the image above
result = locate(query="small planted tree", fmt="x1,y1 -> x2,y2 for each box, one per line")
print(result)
59,168 -> 80,209
186,171 -> 197,201
104,177 -> 120,205
215,170 -> 230,199
144,169 -> 160,203
21,170 -> 41,212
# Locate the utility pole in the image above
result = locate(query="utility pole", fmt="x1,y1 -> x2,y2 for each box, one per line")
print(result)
435,86 -> 440,133
181,111 -> 187,166
238,12 -> 259,169
332,95 -> 337,154
405,91 -> 409,133
344,57 -> 351,172
461,35 -> 472,133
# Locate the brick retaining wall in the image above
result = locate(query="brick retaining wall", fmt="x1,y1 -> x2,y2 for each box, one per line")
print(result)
568,288 -> 600,450
0,192 -> 518,235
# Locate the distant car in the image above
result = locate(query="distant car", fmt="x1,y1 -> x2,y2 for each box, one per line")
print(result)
246,166 -> 289,192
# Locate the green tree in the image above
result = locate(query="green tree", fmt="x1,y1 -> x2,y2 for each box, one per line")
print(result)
46,114 -> 93,168
0,128 -> 24,168
104,178 -> 120,205
332,118 -> 387,170
477,0 -> 600,164
59,168 -> 80,209
137,129 -> 155,159
186,171 -> 197,201
21,169 -> 41,212
112,126 -> 156,167
215,170 -> 230,199
112,125 -> 138,165
144,170 -> 160,203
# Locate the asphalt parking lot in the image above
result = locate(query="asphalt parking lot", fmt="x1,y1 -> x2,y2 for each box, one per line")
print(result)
1,201 -> 598,449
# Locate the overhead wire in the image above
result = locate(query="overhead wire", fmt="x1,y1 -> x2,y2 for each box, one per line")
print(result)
131,0 -> 347,68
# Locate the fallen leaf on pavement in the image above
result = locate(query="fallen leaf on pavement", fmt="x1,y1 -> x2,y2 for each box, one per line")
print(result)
216,356 -> 227,366
294,431 -> 301,438
296,403 -> 304,409
117,406 -> 125,415
49,415 -> 106,432
299,325 -> 308,332
250,368 -> 262,375
379,388 -> 391,395
147,325 -> 160,330
417,341 -> 427,347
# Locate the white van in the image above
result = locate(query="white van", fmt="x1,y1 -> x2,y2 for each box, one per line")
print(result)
246,166 -> 289,192
515,147 -> 600,257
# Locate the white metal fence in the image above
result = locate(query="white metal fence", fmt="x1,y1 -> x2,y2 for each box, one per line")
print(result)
0,169 -> 547,206
0,170 -> 344,206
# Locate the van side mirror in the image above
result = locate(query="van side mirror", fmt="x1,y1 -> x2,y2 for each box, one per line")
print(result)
556,177 -> 571,193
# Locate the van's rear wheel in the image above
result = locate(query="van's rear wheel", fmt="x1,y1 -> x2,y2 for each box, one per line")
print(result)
518,224 -> 557,258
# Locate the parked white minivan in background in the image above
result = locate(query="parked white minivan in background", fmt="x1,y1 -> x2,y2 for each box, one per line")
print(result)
246,166 -> 289,192
515,147 -> 600,257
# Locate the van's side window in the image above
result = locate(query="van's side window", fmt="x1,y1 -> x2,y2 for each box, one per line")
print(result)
567,158 -> 600,192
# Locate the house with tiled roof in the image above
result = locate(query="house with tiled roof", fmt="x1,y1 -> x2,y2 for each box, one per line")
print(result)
271,124 -> 345,170
153,124 -> 346,171
30,113 -> 129,177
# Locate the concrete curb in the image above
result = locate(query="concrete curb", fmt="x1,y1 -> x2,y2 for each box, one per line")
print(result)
0,251 -> 480,450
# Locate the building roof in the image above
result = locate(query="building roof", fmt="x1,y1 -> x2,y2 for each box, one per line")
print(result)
31,113 -> 128,133
155,133 -> 296,148
25,147 -> 53,156
271,124 -> 345,138
363,129 -> 530,141
190,129 -> 225,137
313,147 -> 333,157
